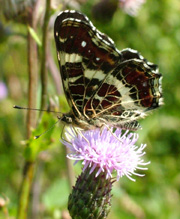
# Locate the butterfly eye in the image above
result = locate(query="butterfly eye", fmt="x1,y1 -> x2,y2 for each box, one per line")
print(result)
62,115 -> 73,124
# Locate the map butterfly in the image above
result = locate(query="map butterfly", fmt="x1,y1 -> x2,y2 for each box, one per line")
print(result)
54,10 -> 163,131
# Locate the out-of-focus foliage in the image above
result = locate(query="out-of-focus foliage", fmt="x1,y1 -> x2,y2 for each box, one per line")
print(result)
0,0 -> 180,218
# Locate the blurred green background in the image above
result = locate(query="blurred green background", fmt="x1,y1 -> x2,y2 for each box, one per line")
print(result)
0,0 -> 180,218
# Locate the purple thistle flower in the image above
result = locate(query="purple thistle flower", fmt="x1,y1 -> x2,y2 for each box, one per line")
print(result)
119,0 -> 146,16
0,81 -> 8,100
62,127 -> 150,181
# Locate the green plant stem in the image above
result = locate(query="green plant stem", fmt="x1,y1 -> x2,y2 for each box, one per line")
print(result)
17,1 -> 51,218
40,0 -> 51,112
26,27 -> 38,137
17,4 -> 38,219
17,162 -> 35,219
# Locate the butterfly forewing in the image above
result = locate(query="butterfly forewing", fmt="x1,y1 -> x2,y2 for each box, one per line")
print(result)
54,11 -> 121,114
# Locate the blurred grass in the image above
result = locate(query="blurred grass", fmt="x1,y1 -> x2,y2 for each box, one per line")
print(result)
0,0 -> 180,218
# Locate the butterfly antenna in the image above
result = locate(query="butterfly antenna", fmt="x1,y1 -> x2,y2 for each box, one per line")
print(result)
34,117 -> 62,139
13,105 -> 63,114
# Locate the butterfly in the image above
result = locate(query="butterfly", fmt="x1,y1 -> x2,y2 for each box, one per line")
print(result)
54,10 -> 163,131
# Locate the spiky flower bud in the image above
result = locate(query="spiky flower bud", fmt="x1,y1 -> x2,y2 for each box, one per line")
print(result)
2,0 -> 36,23
68,166 -> 113,219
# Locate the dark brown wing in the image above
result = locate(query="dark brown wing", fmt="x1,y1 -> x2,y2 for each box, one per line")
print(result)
90,58 -> 162,130
90,57 -> 162,115
54,10 -> 163,130
54,10 -> 121,118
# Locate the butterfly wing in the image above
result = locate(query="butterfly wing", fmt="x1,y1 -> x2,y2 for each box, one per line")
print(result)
54,10 -> 121,119
94,56 -> 162,129
84,52 -> 162,129
54,10 -> 163,130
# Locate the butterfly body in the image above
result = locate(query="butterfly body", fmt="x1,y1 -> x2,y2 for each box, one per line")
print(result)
54,10 -> 163,131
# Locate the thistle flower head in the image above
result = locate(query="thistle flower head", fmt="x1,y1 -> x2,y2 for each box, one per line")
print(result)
62,127 -> 149,181
0,81 -> 8,100
119,0 -> 146,16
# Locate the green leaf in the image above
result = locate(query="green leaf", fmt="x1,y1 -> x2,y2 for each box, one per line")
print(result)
28,26 -> 42,46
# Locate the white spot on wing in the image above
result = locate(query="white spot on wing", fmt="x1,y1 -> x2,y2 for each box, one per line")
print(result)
81,41 -> 87,47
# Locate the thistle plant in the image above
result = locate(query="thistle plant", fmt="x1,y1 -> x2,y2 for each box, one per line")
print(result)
62,127 -> 150,218
119,0 -> 146,16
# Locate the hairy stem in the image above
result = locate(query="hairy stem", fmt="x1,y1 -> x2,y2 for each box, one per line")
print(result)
40,0 -> 51,111
17,2 -> 39,218
30,1 -> 52,218
17,162 -> 35,219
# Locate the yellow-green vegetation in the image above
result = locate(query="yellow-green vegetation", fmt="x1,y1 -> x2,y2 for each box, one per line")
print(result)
0,0 -> 179,218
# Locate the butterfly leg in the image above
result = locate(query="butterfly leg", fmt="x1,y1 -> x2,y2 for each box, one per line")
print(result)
75,127 -> 91,147
101,124 -> 124,143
